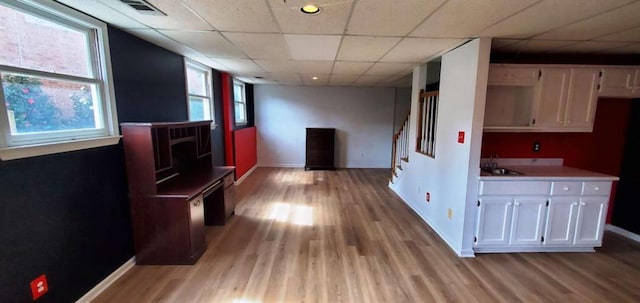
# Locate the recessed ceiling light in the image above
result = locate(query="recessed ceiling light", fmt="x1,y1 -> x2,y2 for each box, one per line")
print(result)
312,76 -> 319,80
301,4 -> 320,15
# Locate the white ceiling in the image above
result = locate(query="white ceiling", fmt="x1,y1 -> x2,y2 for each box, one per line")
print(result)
56,0 -> 640,87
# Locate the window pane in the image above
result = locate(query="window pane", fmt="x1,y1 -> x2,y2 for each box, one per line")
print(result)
235,102 -> 246,123
188,96 -> 206,121
2,73 -> 100,134
233,83 -> 242,101
186,66 -> 206,96
0,4 -> 91,78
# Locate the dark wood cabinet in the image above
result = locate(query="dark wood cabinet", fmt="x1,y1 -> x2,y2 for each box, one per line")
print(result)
121,121 -> 235,265
305,128 -> 335,170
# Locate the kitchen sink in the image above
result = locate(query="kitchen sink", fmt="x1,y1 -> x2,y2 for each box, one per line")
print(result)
482,167 -> 523,176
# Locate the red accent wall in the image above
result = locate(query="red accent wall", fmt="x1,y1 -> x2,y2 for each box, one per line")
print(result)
234,127 -> 258,179
221,73 -> 234,166
481,98 -> 633,222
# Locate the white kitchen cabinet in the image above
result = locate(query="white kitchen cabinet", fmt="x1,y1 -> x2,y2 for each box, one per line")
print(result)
533,68 -> 570,128
599,67 -> 640,98
563,68 -> 599,130
484,64 -> 600,132
574,197 -> 608,246
475,178 -> 613,253
509,197 -> 547,246
544,198 -> 579,246
475,197 -> 513,246
488,65 -> 539,85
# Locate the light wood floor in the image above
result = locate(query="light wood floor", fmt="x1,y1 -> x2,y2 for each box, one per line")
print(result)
95,168 -> 640,303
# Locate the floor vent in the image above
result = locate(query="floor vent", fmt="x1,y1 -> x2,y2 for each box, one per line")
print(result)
119,0 -> 166,16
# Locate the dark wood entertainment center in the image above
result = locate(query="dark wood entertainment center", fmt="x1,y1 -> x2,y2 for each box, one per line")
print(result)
121,121 -> 235,265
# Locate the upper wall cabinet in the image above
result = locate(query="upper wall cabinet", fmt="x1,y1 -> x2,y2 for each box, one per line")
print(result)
484,64 -> 599,132
599,67 -> 640,98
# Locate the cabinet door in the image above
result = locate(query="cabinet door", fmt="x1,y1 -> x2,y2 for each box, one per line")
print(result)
475,197 -> 513,246
544,198 -> 579,246
189,195 -> 205,255
509,197 -> 547,246
533,68 -> 569,128
563,68 -> 599,130
574,197 -> 608,246
599,67 -> 636,97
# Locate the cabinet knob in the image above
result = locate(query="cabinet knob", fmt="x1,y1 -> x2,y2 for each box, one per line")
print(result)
563,187 -> 570,191
580,202 -> 586,206
594,187 -> 599,191
514,202 -> 520,206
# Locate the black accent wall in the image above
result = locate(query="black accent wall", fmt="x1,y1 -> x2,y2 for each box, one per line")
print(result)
612,101 -> 640,234
0,26 -> 226,301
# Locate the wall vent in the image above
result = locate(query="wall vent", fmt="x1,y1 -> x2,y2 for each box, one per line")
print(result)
119,0 -> 166,16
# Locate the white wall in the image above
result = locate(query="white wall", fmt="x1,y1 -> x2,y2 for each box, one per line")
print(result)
393,88 -> 412,133
254,86 -> 395,168
389,38 -> 491,257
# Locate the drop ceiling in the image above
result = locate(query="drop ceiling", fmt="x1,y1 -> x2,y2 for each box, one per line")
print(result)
56,0 -> 640,87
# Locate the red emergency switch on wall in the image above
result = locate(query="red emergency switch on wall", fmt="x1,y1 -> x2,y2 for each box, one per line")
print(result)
458,131 -> 465,144
30,274 -> 48,300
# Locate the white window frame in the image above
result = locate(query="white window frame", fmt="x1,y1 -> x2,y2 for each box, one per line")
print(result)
185,59 -> 215,128
0,0 -> 119,160
233,79 -> 247,126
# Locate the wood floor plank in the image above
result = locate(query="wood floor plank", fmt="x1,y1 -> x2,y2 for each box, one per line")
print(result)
94,168 -> 640,303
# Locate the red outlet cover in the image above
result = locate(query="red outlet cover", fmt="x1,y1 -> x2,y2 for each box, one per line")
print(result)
458,131 -> 465,144
30,274 -> 48,300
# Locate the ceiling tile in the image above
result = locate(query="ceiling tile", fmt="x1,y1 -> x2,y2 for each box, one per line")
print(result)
381,38 -> 462,63
411,0 -> 537,38
269,73 -> 304,85
354,75 -> 388,85
347,0 -> 446,36
302,74 -> 330,85
336,36 -> 401,61
534,1 -> 640,40
594,26 -> 640,42
332,62 -> 374,74
57,0 -> 145,28
365,63 -> 414,76
212,58 -> 264,73
99,0 -> 212,30
329,74 -> 360,85
295,61 -> 334,74
182,0 -> 279,32
284,35 -> 342,60
254,60 -> 299,73
481,0 -> 635,38
267,0 -> 353,34
496,40 -> 576,53
223,33 -> 290,60
159,30 -> 245,58
551,41 -> 634,53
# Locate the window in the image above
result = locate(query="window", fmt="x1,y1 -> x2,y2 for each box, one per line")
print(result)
0,0 -> 118,160
416,89 -> 438,158
185,60 -> 214,125
233,79 -> 247,125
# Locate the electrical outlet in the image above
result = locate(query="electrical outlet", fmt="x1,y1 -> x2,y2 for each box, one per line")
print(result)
30,274 -> 48,300
533,142 -> 541,152
426,192 -> 431,202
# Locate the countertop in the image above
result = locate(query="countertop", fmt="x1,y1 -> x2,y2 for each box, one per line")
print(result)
479,165 -> 619,181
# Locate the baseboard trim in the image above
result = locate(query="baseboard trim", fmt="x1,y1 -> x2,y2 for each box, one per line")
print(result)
606,224 -> 640,243
258,164 -> 304,168
235,164 -> 257,185
76,257 -> 135,303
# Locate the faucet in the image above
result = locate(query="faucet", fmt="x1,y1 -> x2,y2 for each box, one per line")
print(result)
484,154 -> 499,169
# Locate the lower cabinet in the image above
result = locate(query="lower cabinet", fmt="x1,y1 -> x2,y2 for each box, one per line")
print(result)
189,194 -> 206,257
475,180 -> 612,252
